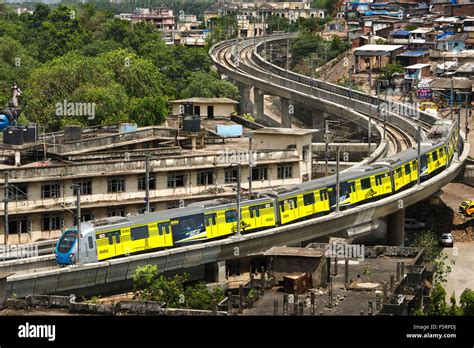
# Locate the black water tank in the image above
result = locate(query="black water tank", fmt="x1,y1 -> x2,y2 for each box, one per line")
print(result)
24,125 -> 38,143
3,127 -> 23,145
64,125 -> 82,142
182,115 -> 201,132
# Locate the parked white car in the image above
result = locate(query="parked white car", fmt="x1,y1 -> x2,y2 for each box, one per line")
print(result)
404,218 -> 426,230
439,233 -> 454,247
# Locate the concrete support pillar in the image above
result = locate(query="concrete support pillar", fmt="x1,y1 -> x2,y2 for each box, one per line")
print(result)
14,151 -> 21,167
387,208 -> 405,246
253,88 -> 264,121
312,110 -> 326,142
280,97 -> 291,128
216,260 -> 226,283
239,84 -> 251,115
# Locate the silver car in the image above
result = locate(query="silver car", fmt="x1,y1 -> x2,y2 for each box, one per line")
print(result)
439,233 -> 454,247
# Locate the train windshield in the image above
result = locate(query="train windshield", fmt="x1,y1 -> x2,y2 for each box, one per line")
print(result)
57,230 -> 77,253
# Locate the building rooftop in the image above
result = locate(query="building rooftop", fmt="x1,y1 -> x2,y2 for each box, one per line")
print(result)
397,50 -> 429,57
261,246 -> 325,258
251,127 -> 319,136
169,97 -> 239,104
410,27 -> 434,34
354,44 -> 404,53
405,63 -> 431,70
430,78 -> 473,90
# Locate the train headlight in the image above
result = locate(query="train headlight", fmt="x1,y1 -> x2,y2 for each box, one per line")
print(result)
69,253 -> 74,259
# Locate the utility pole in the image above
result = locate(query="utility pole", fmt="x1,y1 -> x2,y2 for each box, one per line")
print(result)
335,146 -> 340,213
248,135 -> 253,198
145,155 -> 150,213
236,164 -> 242,238
286,37 -> 290,71
368,106 -> 372,157
3,173 -> 9,244
325,118 -> 329,177
71,184 -> 81,263
310,58 -> 315,95
417,117 -> 421,186
450,78 -> 454,120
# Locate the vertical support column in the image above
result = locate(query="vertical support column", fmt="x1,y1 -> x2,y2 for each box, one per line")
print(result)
387,208 -> 406,246
312,109 -> 325,142
253,88 -> 264,121
216,260 -> 226,283
239,83 -> 251,115
280,97 -> 291,128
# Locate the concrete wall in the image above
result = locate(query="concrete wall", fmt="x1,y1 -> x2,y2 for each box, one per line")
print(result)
172,103 -> 236,118
272,256 -> 328,288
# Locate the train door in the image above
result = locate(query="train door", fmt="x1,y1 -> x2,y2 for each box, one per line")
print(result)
328,186 -> 337,209
420,154 -> 428,178
280,197 -> 298,223
158,222 -> 173,247
302,192 -> 316,215
319,189 -> 329,212
249,206 -> 259,230
106,230 -> 121,257
204,214 -> 217,238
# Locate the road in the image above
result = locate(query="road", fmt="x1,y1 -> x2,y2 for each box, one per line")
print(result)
444,241 -> 474,302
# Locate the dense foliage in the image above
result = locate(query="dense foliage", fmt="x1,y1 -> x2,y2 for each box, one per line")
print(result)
0,3 -> 238,131
132,265 -> 225,310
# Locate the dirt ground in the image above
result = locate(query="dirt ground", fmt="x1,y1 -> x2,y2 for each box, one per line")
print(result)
440,183 -> 474,241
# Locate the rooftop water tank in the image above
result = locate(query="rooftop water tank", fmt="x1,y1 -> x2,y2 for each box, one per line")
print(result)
64,125 -> 82,142
182,115 -> 201,132
3,127 -> 23,145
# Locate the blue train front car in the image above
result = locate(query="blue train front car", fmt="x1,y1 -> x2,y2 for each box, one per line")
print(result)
55,228 -> 78,265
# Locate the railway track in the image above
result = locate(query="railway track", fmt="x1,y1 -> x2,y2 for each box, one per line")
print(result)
216,39 -> 420,156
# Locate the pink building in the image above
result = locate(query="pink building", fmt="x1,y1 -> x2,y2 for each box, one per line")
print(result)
131,8 -> 176,31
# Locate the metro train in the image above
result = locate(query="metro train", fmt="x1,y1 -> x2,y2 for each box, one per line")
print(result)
55,120 -> 459,265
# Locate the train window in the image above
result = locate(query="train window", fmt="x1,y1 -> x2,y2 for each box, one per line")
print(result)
88,236 -> 93,249
320,190 -> 328,201
115,232 -> 120,243
396,168 -> 403,178
421,155 -> 428,169
303,193 -> 315,206
405,164 -> 411,175
439,148 -> 444,156
108,234 -> 113,245
432,151 -> 438,161
361,178 -> 371,190
225,210 -> 237,223
288,198 -> 298,209
205,214 -> 217,226
249,207 -> 260,218
375,175 -> 383,186
349,182 -> 356,193
158,226 -> 164,235
131,225 -> 149,241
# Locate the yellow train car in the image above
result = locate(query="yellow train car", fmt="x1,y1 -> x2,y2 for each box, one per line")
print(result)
199,198 -> 277,240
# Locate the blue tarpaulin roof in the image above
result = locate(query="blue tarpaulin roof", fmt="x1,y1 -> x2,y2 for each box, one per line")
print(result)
392,30 -> 410,36
397,50 -> 429,57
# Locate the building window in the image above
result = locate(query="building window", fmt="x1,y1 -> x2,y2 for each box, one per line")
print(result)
252,166 -> 268,181
7,183 -> 28,200
73,211 -> 94,226
41,182 -> 61,199
107,177 -> 125,193
225,168 -> 238,183
277,165 -> 293,179
107,207 -> 126,217
74,180 -> 92,195
138,206 -> 156,214
42,214 -> 63,231
197,170 -> 214,186
138,175 -> 156,191
167,172 -> 186,188
7,216 -> 29,234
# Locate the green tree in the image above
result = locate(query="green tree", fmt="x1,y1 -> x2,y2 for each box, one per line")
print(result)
181,71 -> 239,100
378,63 -> 404,81
460,289 -> 474,316
184,282 -> 224,310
